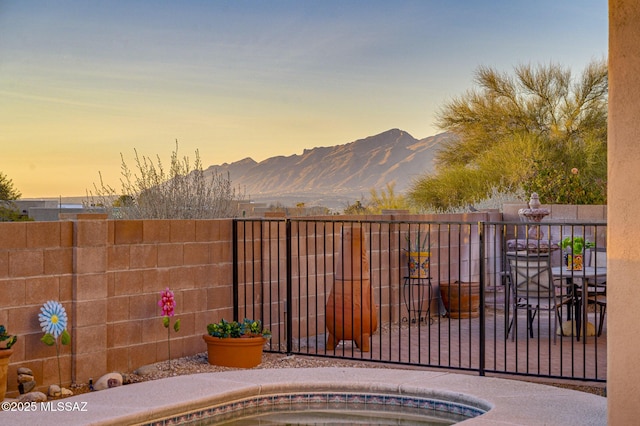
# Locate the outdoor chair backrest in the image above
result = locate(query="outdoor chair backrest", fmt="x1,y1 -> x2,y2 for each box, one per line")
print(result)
588,248 -> 607,286
588,248 -> 607,268
507,252 -> 556,301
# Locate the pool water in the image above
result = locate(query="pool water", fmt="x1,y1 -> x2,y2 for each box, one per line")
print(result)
212,404 -> 466,425
163,392 -> 484,425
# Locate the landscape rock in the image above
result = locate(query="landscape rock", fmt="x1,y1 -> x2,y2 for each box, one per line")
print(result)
17,367 -> 33,375
17,391 -> 47,402
48,384 -> 61,397
17,373 -> 35,383
94,372 -> 123,391
17,367 -> 37,394
61,387 -> 73,397
133,364 -> 159,376
18,380 -> 36,394
557,320 -> 596,337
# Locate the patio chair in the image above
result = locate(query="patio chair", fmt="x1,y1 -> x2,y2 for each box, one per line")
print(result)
506,251 -> 573,343
584,248 -> 607,336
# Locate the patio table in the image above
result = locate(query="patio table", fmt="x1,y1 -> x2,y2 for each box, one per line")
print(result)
552,266 -> 607,340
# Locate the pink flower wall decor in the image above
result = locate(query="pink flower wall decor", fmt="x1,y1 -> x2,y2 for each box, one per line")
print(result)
158,287 -> 180,369
158,288 -> 176,317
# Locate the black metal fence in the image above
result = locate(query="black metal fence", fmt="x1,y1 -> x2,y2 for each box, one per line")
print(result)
233,217 -> 607,383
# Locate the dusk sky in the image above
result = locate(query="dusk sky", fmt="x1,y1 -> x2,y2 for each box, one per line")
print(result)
1,1 -> 607,198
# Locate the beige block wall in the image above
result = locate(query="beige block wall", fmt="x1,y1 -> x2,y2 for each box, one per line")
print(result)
72,216 -> 108,385
236,212 -> 492,349
1,217 -> 234,398
503,203 -> 607,223
103,219 -> 234,379
1,221 -> 74,396
502,203 -> 608,267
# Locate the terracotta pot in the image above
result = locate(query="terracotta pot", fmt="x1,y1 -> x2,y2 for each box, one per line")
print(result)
202,335 -> 266,368
0,348 -> 13,401
407,251 -> 430,278
440,281 -> 480,319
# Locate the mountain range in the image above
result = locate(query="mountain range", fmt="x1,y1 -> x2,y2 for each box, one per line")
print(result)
204,129 -> 452,209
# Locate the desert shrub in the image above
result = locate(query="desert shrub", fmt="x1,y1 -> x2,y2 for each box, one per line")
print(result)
89,141 -> 244,219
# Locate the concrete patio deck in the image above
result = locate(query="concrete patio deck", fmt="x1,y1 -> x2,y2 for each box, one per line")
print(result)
294,288 -> 607,383
0,368 -> 606,425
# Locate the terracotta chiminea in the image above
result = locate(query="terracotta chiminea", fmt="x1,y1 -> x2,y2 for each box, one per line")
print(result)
325,225 -> 377,352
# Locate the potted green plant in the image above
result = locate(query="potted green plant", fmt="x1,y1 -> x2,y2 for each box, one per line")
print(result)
203,318 -> 271,368
561,236 -> 595,270
404,232 -> 431,278
0,325 -> 17,401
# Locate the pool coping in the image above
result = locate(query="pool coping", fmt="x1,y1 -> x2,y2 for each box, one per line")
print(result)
150,390 -> 486,425
0,368 -> 606,425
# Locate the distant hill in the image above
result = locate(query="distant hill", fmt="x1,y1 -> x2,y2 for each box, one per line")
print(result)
204,129 -> 452,209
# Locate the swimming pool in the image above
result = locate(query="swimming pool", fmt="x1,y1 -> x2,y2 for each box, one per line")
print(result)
146,391 -> 486,425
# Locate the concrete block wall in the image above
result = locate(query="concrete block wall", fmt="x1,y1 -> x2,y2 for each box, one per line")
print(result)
0,220 -> 74,397
503,203 -> 607,223
384,212 -> 493,320
235,213 -> 491,347
502,203 -> 607,266
1,216 -> 234,398
1,207 -> 603,397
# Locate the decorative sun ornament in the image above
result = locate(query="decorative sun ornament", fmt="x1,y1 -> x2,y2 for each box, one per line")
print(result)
39,300 -> 68,338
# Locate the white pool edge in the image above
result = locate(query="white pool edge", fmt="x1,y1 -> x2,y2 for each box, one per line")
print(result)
0,368 -> 606,425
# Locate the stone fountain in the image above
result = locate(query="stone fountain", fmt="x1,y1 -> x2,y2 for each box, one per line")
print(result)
518,193 -> 550,239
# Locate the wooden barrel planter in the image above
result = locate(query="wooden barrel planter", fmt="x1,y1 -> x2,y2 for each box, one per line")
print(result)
439,281 -> 480,319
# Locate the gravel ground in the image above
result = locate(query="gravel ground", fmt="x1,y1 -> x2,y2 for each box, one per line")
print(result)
65,352 -> 384,397
126,352 -> 386,383
68,352 -> 605,398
